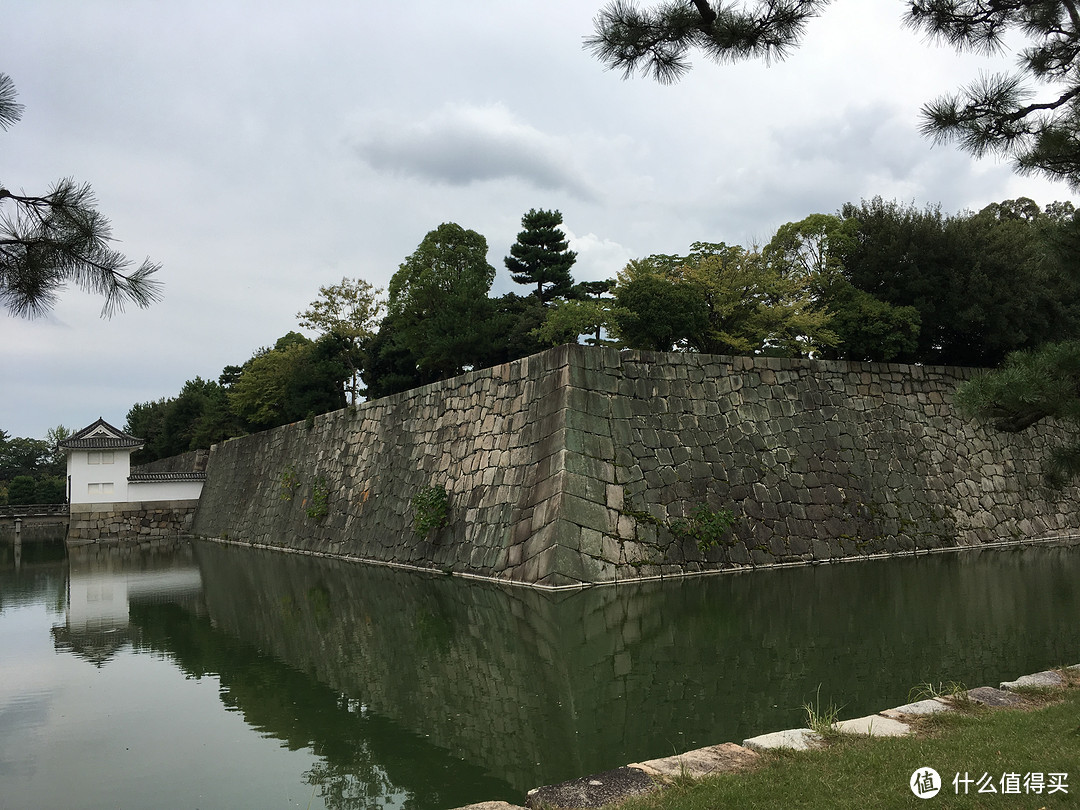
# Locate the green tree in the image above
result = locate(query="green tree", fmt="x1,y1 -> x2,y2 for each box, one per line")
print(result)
587,1 -> 1080,188
228,332 -> 349,431
44,425 -> 70,476
480,292 -> 549,364
763,213 -> 921,361
6,475 -> 36,505
297,277 -> 384,403
1,72 -> 162,317
0,435 -> 50,480
956,340 -> 1080,485
384,223 -> 497,381
504,209 -> 578,303
362,312 -> 425,399
35,476 -> 66,504
613,274 -> 710,351
127,378 -> 242,463
840,197 -> 1080,366
617,241 -> 837,356
535,281 -> 625,347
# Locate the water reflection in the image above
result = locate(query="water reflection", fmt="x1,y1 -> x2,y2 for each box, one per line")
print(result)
51,542 -> 205,667
2,538 -> 1079,810
191,540 -> 1080,798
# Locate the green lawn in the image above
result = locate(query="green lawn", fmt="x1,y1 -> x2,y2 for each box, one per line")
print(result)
616,687 -> 1080,809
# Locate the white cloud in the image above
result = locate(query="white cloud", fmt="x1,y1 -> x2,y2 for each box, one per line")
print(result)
352,103 -> 597,200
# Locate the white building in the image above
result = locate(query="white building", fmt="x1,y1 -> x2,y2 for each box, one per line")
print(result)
60,418 -> 205,540
61,418 -> 146,504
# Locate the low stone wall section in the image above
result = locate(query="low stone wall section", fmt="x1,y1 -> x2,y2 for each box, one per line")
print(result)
192,345 -> 1079,586
68,499 -> 199,542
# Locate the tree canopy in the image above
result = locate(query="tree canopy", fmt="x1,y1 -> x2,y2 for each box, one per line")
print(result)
1,72 -> 162,317
0,425 -> 68,504
615,240 -> 837,355
381,222 -> 498,382
587,1 -> 1080,188
297,277 -> 384,404
837,196 -> 1080,366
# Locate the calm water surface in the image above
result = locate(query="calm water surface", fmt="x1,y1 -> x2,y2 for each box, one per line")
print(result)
1,537 -> 1078,809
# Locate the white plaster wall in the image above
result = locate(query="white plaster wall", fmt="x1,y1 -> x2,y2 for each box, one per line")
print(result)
67,449 -> 131,504
128,480 -> 204,501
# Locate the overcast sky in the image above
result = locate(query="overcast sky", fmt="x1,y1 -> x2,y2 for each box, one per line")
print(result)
2,0 -> 1074,441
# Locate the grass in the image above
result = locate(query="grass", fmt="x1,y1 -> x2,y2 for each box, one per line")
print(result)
908,680 -> 972,708
613,684 -> 1080,809
802,684 -> 843,739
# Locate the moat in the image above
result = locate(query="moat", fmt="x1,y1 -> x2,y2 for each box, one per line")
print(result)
2,536 -> 1078,809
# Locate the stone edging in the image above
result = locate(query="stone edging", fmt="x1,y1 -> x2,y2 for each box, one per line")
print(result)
455,664 -> 1079,810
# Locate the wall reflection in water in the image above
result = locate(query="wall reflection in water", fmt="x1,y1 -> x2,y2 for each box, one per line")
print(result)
10,537 -> 1078,810
190,540 -> 1080,796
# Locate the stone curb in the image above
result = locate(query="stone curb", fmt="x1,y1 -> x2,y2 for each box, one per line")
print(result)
449,664 -> 1077,810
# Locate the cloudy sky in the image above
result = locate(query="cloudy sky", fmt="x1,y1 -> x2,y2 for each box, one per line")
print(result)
2,0 -> 1074,440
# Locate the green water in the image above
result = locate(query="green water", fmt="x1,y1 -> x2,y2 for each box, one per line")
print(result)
1,537 -> 1078,809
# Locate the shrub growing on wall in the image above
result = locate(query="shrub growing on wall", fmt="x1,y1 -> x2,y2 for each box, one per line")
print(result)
412,484 -> 450,538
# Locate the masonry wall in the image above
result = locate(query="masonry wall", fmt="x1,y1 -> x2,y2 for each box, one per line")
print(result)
68,499 -> 200,542
194,346 -> 574,586
132,449 -> 210,475
192,344 -> 1079,586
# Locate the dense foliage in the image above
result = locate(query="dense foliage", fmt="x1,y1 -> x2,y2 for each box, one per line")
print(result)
0,426 -> 68,504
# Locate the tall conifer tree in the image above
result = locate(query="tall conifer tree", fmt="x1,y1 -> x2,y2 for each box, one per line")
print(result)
505,209 -> 578,304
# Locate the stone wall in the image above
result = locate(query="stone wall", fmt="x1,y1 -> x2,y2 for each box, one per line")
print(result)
192,344 -> 1079,586
132,449 -> 209,475
194,345 -> 574,585
68,499 -> 199,542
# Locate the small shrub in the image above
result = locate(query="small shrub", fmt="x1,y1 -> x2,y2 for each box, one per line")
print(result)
413,484 -> 450,538
306,476 -> 329,521
670,503 -> 737,555
280,466 -> 299,501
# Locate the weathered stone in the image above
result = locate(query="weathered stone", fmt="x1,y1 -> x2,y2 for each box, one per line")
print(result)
190,344 -> 1080,586
742,728 -> 823,752
526,768 -> 658,809
966,686 -> 1025,707
880,699 -> 953,719
629,743 -> 759,780
833,715 -> 911,737
1000,670 -> 1066,690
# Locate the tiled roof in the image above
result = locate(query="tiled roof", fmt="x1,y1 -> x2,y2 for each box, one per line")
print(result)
128,472 -> 207,482
60,417 -> 144,450
62,436 -> 145,449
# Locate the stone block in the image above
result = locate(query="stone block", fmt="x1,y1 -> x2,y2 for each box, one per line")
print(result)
833,715 -> 911,737
966,686 -> 1024,707
526,768 -> 658,810
1000,670 -> 1066,690
562,493 -> 614,534
880,699 -> 952,719
742,728 -> 822,752
629,743 -> 759,781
